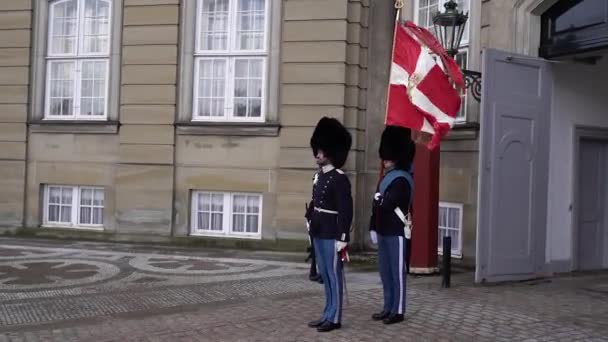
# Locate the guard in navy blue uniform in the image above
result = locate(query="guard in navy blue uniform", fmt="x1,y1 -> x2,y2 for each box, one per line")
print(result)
369,126 -> 416,325
305,117 -> 353,333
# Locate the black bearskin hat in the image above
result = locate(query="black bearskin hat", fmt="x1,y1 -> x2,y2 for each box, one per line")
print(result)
379,125 -> 416,170
310,117 -> 352,169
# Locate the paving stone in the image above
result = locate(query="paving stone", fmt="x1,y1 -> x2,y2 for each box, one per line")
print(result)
0,239 -> 607,341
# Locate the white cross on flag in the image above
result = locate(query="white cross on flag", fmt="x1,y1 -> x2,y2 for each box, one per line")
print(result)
386,21 -> 465,149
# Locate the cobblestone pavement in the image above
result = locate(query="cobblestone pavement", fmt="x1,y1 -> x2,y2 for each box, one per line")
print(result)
0,238 -> 607,341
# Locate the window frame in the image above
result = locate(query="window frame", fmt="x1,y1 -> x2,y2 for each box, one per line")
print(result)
437,201 -> 463,258
44,58 -> 110,120
30,0 -> 123,125
191,191 -> 263,239
177,0 -> 281,130
44,0 -> 112,120
192,0 -> 270,123
413,0 -> 440,30
454,48 -> 468,123
43,184 -> 105,230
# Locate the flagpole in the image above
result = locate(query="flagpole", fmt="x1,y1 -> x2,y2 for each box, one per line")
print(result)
378,0 -> 404,189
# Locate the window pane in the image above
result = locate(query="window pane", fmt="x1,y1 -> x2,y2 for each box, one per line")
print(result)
438,204 -> 462,256
235,79 -> 247,98
211,194 -> 223,211
80,206 -> 92,224
81,188 -> 93,206
249,99 -> 261,118
61,187 -> 73,205
50,0 -> 78,55
418,10 -> 428,29
49,187 -> 62,204
60,206 -> 72,222
199,0 -> 229,51
49,205 -> 61,222
92,207 -> 103,225
232,59 -> 263,118
236,0 -> 266,51
80,61 -> 107,116
197,213 -> 210,230
93,189 -> 104,206
196,59 -> 226,118
234,99 -> 247,117
232,214 -> 245,232
211,213 -> 223,231
83,0 -> 111,54
198,193 -> 211,211
48,61 -> 75,116
247,196 -> 259,214
454,0 -> 469,43
233,195 -> 247,214
246,215 -> 258,233
198,212 -> 210,230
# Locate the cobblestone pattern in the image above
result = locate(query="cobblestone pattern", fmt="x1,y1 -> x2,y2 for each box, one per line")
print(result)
0,239 -> 607,341
1,278 -> 608,342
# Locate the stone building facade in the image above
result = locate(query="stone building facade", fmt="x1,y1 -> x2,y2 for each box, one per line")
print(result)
0,0 -> 371,250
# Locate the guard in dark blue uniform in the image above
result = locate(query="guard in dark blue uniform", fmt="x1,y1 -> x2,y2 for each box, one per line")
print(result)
369,126 -> 416,325
305,117 -> 353,333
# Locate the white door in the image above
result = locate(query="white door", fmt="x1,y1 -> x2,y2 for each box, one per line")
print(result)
476,49 -> 552,283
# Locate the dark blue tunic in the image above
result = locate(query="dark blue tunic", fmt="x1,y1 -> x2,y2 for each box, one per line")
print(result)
305,167 -> 353,242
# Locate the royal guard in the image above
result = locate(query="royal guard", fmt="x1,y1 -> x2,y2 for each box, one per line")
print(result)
369,125 -> 416,325
304,117 -> 353,332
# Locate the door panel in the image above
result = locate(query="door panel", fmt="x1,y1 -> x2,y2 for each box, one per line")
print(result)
476,49 -> 552,283
577,140 -> 606,270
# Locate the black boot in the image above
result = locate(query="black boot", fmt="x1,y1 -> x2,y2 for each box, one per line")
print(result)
308,318 -> 325,328
317,321 -> 341,332
383,313 -> 404,325
309,274 -> 323,283
371,310 -> 389,321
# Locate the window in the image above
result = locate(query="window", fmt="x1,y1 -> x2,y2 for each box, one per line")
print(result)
415,0 -> 439,30
455,50 -> 468,122
438,202 -> 463,258
45,0 -> 111,120
43,185 -> 105,228
415,0 -> 470,43
191,191 -> 262,238
193,0 -> 268,122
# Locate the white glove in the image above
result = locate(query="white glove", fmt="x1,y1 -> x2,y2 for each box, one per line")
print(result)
370,230 -> 378,244
336,241 -> 347,252
374,192 -> 382,201
305,220 -> 310,231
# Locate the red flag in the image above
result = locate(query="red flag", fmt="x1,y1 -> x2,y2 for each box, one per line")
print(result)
386,21 -> 464,149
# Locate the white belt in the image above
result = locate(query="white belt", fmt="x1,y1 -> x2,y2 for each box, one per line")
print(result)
314,207 -> 338,215
395,207 -> 412,239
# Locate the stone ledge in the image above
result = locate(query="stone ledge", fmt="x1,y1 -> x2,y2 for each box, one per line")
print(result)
445,122 -> 480,141
176,122 -> 281,137
29,121 -> 120,134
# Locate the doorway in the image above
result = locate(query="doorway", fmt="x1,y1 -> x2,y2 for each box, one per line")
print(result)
575,135 -> 608,270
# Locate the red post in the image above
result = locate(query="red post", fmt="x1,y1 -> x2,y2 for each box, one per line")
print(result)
410,144 -> 439,274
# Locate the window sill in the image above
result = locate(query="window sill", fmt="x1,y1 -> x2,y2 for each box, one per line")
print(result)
190,232 -> 262,240
30,120 -> 119,134
445,122 -> 479,141
176,122 -> 280,137
41,224 -> 105,232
